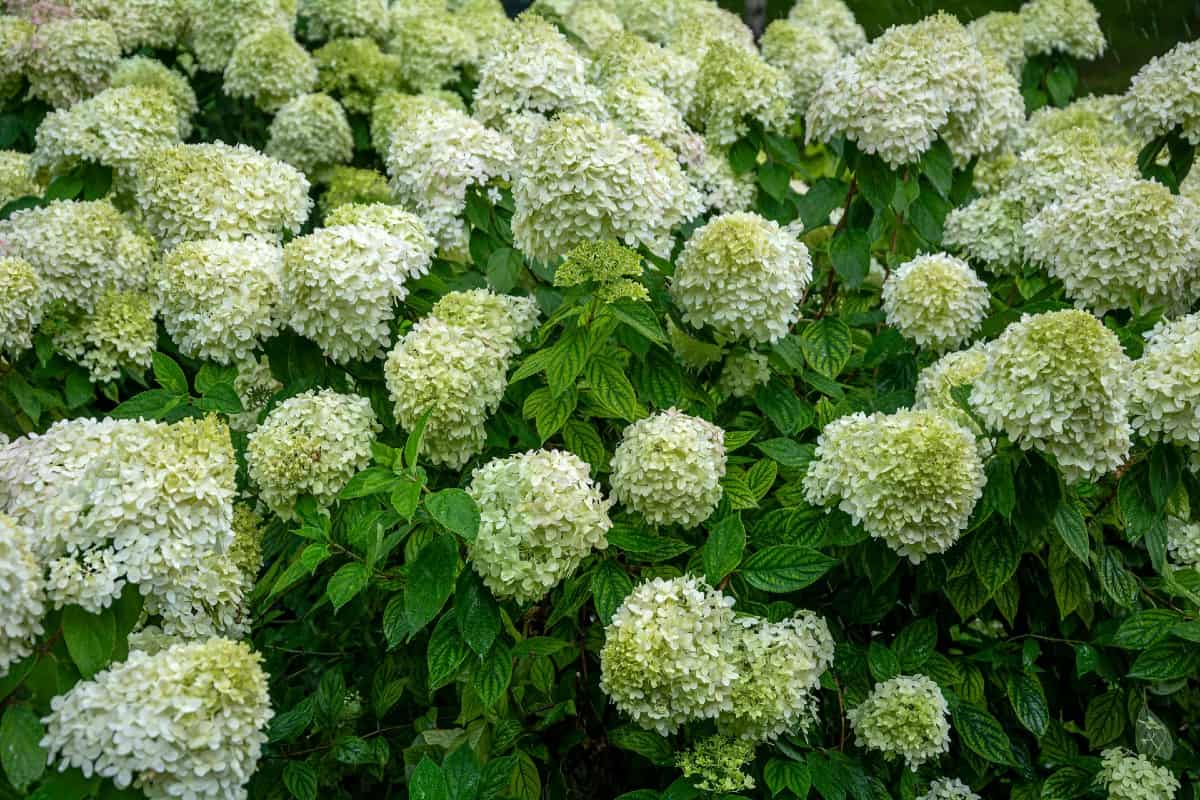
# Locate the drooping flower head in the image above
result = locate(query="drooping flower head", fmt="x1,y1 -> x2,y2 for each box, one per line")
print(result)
913,342 -> 992,453
318,166 -> 392,215
0,150 -> 39,206
588,30 -> 698,116
386,4 -> 477,91
848,674 -> 951,770
48,287 -> 158,382
882,253 -> 989,351
966,11 -> 1026,77
717,352 -> 771,400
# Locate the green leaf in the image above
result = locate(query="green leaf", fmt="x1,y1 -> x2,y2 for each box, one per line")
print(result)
109,388 -> 183,420
1006,672 -> 1049,736
405,533 -> 458,635
1045,63 -> 1075,106
755,378 -> 814,435
428,614 -> 470,690
969,526 -> 1021,594
763,758 -> 810,798
1114,609 -> 1180,649
62,604 -> 115,678
754,438 -> 814,467
426,489 -> 481,541
591,560 -> 633,625
1041,766 -> 1093,800
472,640 -> 513,707
1129,640 -> 1200,681
606,301 -> 667,345
195,382 -> 243,413
456,570 -> 501,657
523,385 -> 577,441
283,761 -> 318,800
893,618 -> 937,671
1084,689 -> 1126,748
952,703 -> 1013,765
411,757 -> 450,800
1135,704 -> 1174,761
1096,547 -> 1138,608
729,138 -> 758,173
404,409 -> 433,469
583,354 -> 644,421
338,466 -> 400,499
800,319 -> 852,378
758,161 -> 791,201
608,727 -> 674,766
509,752 -> 540,800
919,140 -> 953,198
0,705 -> 45,790
327,563 -> 370,611
607,526 -> 692,562
1052,499 -> 1090,563
391,475 -> 423,521
829,227 -> 871,288
703,514 -> 745,584
867,643 -> 900,682
562,418 -> 607,472
545,327 -> 589,397
486,248 -> 523,292
721,470 -> 760,510
152,352 -> 188,395
855,154 -> 896,210
741,545 -> 837,592
479,755 -> 518,800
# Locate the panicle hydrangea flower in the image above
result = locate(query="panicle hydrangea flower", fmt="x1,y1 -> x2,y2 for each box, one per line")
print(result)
318,166 -> 392,214
512,114 -> 701,261
971,309 -> 1133,482
370,89 -> 462,151
1129,313 -> 1200,450
299,0 -> 388,42
0,514 -> 45,677
279,223 -> 428,363
1167,515 -> 1200,570
562,0 -> 623,51
109,57 -> 198,138
385,102 -> 515,254
804,409 -> 985,562
971,148 -> 1018,195
246,389 -> 379,518
599,575 -> 739,734
676,736 -> 756,794
223,26 -> 316,111
966,11 -> 1026,77
1021,94 -> 1131,150
664,1 -> 754,60
472,15 -> 600,126
600,75 -> 702,162
1019,0 -> 1105,60
314,37 -> 401,114
265,92 -> 354,180
24,18 -> 119,107
919,778 -> 980,800
689,41 -> 794,146
1120,39 -> 1200,146
41,638 -> 273,800
466,449 -> 613,603
384,290 -> 539,468
324,203 -> 436,261
553,239 -> 649,303
761,20 -> 842,113
1004,128 -> 1137,210
807,13 -> 1022,167
610,408 -> 726,528
588,31 -> 698,116
1097,748 -> 1180,800
0,16 -> 33,99
386,5 -> 477,91
943,194 -> 1027,274
787,0 -> 866,52
0,199 -> 155,309
689,145 -> 758,214
1025,178 -> 1200,315
718,612 -> 835,741
671,212 -> 812,345
450,0 -> 512,64
231,356 -> 281,432
0,150 -> 39,206
717,352 -> 770,399
30,86 -> 181,179
0,256 -> 44,354
49,287 -> 157,382
848,674 -> 951,769
913,342 -> 992,452
133,142 -> 311,248
882,253 -> 989,351
71,0 -> 186,51
184,0 -> 295,72
156,238 -> 284,364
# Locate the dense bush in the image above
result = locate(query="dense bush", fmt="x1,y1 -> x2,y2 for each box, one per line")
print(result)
0,1 -> 1198,799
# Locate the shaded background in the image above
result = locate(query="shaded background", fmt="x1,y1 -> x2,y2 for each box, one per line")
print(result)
503,0 -> 1199,93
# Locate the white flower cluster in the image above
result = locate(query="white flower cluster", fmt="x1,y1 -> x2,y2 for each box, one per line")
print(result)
133,142 -> 312,248
610,409 -> 726,528
109,56 -> 198,138
223,26 -> 317,112
265,92 -> 354,179
717,352 -> 771,399
0,416 -> 250,638
183,0 -> 296,73
0,256 -> 44,355
0,514 -> 45,677
1167,515 -> 1200,570
919,778 -> 980,800
967,12 -> 1026,77
600,75 -> 702,162
384,101 -> 515,255
387,4 -> 478,92
971,310 -> 1132,482
914,343 -> 992,454
676,736 -> 756,795
1024,178 -> 1200,314
246,389 -> 380,519
1019,0 -> 1105,60
30,86 -> 182,179
672,212 -> 812,345
1097,747 -> 1180,800
1130,314 -> 1200,452
156,238 -> 284,365
279,221 -> 431,363
588,31 -> 698,115
761,19 -> 841,113
0,16 -> 33,101
384,290 -> 539,468
787,0 -> 866,53
807,13 -> 1023,167
688,145 -> 757,214
49,287 -> 158,382
300,0 -> 389,42
883,254 -> 989,351
690,41 -> 794,146
804,409 -> 985,563
848,674 -> 951,769
466,449 -> 613,603
24,19 -> 121,108
41,638 -> 273,800
512,114 -> 701,261
1119,40 -> 1200,146
0,149 -> 39,206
